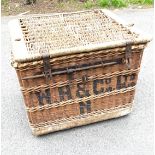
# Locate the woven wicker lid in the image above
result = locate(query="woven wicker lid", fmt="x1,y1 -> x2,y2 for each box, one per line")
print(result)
9,9 -> 151,63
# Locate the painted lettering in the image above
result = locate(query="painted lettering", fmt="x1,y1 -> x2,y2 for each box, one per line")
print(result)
93,79 -> 104,95
58,85 -> 72,101
35,88 -> 51,106
79,100 -> 91,114
76,83 -> 90,98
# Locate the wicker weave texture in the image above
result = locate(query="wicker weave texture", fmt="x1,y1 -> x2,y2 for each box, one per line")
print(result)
19,10 -> 139,56
16,45 -> 144,135
9,10 -> 151,135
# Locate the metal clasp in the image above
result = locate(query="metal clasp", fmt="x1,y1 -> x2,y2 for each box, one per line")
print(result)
125,43 -> 132,69
43,55 -> 52,80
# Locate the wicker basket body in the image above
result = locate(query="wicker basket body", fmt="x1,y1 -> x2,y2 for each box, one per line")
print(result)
9,9 -> 150,136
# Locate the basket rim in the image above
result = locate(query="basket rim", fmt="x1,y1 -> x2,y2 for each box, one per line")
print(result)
9,9 -> 152,63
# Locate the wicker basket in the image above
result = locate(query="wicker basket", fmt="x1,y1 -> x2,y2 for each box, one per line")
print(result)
9,9 -> 151,136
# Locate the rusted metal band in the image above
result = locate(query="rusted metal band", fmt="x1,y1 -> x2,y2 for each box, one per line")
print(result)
21,68 -> 140,94
43,55 -> 52,80
21,58 -> 122,80
125,42 -> 132,69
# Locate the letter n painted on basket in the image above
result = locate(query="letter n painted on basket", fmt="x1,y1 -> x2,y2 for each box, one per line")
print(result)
79,100 -> 91,114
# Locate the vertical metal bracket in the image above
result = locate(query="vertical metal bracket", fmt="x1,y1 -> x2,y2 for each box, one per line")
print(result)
125,43 -> 132,69
43,55 -> 52,80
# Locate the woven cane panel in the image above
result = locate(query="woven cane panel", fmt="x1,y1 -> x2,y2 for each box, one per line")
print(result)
19,10 -> 139,56
28,90 -> 134,125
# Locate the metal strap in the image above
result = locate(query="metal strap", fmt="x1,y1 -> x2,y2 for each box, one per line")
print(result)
125,43 -> 132,69
22,58 -> 122,80
43,55 -> 52,80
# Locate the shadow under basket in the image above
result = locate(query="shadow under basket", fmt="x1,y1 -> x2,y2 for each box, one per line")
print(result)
9,9 -> 151,136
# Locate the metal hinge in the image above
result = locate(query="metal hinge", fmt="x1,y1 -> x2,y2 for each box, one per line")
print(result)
43,55 -> 52,80
125,43 -> 132,69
